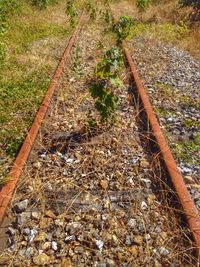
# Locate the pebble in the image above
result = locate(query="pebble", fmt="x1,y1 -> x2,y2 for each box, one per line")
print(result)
25,247 -> 35,258
34,231 -> 47,242
28,229 -> 38,243
32,211 -> 41,220
65,235 -> 76,243
17,212 -> 30,225
74,246 -> 84,254
33,253 -> 51,265
129,246 -> 138,256
43,242 -> 51,251
141,178 -> 151,188
52,241 -> 58,251
127,218 -> 137,228
7,227 -> 17,236
96,239 -> 104,252
133,235 -> 143,245
22,228 -> 31,235
141,201 -> 148,210
45,210 -> 56,219
100,179 -> 109,190
13,199 -> 28,213
159,246 -> 170,256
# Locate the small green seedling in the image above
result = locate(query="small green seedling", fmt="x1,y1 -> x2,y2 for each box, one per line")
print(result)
113,15 -> 133,44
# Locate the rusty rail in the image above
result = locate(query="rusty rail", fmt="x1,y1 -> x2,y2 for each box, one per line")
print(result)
122,42 -> 200,249
0,12 -> 85,225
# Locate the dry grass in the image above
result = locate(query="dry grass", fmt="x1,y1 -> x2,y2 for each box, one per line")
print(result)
128,0 -> 200,59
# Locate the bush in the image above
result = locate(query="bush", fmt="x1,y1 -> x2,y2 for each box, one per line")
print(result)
113,16 -> 133,44
179,0 -> 200,10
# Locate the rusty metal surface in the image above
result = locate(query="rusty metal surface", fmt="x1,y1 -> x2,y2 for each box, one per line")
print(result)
0,12 -> 85,225
122,42 -> 200,249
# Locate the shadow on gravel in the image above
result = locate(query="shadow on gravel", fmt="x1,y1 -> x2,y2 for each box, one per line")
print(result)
45,125 -> 112,154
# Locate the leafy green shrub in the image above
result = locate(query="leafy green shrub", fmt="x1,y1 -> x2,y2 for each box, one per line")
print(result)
88,48 -> 123,123
89,82 -> 119,123
136,0 -> 151,12
113,16 -> 133,44
179,0 -> 200,10
66,1 -> 78,27
95,48 -> 123,79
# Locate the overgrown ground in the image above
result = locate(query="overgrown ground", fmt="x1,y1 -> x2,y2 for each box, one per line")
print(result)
111,0 -> 200,206
0,4 -> 198,265
113,0 -> 200,59
0,0 -> 72,183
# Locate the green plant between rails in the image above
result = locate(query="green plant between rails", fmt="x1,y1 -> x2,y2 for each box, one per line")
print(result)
113,15 -> 134,44
88,48 -> 123,124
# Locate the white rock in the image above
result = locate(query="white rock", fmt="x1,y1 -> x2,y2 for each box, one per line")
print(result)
28,229 -> 38,243
66,158 -> 74,164
52,241 -> 58,251
96,239 -> 104,252
127,218 -> 136,228
141,201 -> 148,210
159,246 -> 170,256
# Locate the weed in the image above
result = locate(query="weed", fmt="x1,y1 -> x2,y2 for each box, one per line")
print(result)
89,82 -> 119,123
88,48 -> 123,123
66,1 -> 78,28
85,0 -> 98,20
95,47 -> 123,79
102,8 -> 113,24
136,0 -> 151,13
113,16 -> 133,44
72,46 -> 84,75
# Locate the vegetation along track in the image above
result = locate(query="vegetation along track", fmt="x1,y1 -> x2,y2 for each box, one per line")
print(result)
0,1 -> 200,266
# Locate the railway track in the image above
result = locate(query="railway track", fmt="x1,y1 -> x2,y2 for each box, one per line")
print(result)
0,3 -> 199,266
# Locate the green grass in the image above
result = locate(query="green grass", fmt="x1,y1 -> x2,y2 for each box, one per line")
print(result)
129,21 -> 188,42
0,0 -> 70,184
173,137 -> 200,165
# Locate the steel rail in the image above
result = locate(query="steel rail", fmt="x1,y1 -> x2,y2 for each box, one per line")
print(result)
122,41 -> 200,249
0,12 -> 85,225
